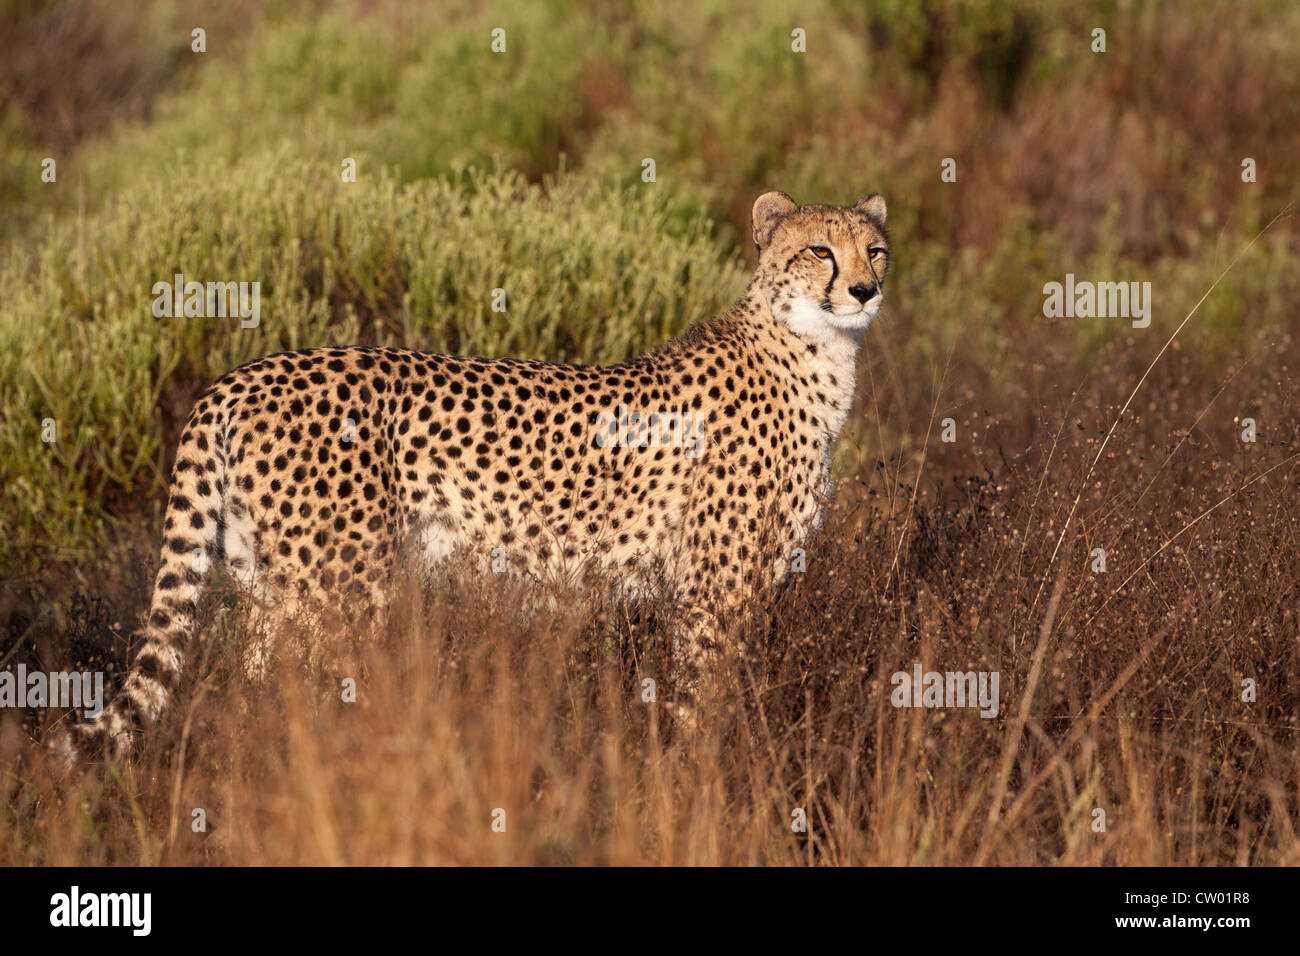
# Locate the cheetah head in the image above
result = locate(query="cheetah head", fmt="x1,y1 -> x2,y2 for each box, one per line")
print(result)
750,191 -> 890,338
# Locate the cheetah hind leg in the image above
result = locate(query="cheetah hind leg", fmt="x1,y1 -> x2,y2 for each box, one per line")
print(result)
232,582 -> 388,715
224,599 -> 296,728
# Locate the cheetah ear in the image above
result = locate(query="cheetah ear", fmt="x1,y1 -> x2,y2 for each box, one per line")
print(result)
855,193 -> 887,225
752,191 -> 798,249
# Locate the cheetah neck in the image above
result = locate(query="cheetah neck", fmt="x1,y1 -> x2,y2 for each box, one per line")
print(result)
799,327 -> 862,433
743,299 -> 863,441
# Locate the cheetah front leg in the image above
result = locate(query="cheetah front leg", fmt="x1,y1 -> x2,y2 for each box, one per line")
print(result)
665,585 -> 746,730
665,534 -> 783,729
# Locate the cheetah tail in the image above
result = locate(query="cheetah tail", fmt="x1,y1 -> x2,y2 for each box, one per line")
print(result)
57,404 -> 227,765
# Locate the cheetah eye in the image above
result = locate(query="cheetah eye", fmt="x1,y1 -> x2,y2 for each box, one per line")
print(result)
809,246 -> 832,260
868,246 -> 887,260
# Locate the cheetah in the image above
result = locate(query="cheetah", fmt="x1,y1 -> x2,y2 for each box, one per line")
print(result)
60,190 -> 890,761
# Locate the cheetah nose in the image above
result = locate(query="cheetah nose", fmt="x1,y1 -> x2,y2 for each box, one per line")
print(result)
848,282 -> 878,304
